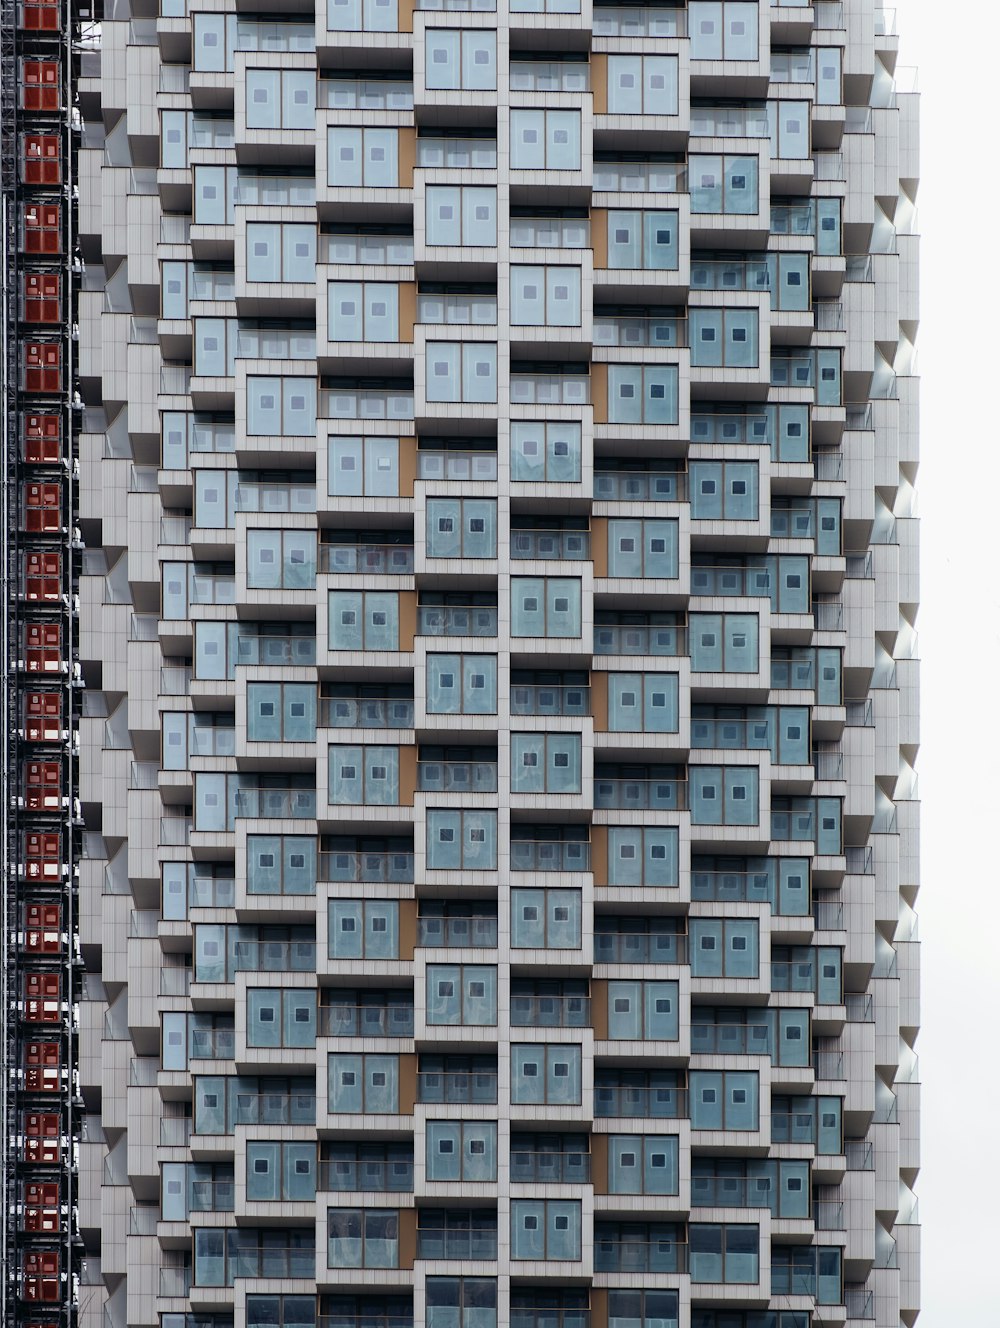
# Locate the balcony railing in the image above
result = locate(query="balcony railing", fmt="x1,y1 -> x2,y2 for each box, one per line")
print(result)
510,217 -> 590,249
418,916 -> 498,948
319,850 -> 415,883
593,1085 -> 687,1119
236,635 -> 317,667
416,1229 -> 498,1261
510,994 -> 590,1027
593,623 -> 686,656
158,1267 -> 193,1297
594,932 -> 686,965
509,62 -> 590,92
510,683 -> 591,717
510,839 -> 591,872
510,529 -> 590,560
233,788 -> 317,819
322,234 -> 414,265
593,315 -> 686,348
846,993 -> 874,1023
813,1199 -> 846,1230
319,1159 -> 415,1192
320,544 -> 415,574
510,1150 -> 591,1183
594,776 -> 686,811
320,698 -> 416,729
691,868 -> 776,905
417,449 -> 498,482
320,389 -> 414,421
691,1023 -> 770,1055
417,1070 -> 498,1104
417,760 -> 498,793
594,471 -> 684,502
319,1003 -> 415,1037
846,1141 -> 875,1171
417,604 -> 498,636
160,1117 -> 193,1146
594,1238 -> 688,1274
592,6 -> 685,37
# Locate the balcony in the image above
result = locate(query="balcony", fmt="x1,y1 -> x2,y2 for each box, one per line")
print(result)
592,6 -> 684,36
416,1223 -> 498,1261
319,999 -> 415,1038
594,1234 -> 687,1275
322,233 -> 414,265
510,1148 -> 591,1184
510,681 -> 591,718
320,846 -> 415,884
319,1158 -> 414,1193
510,369 -> 589,406
510,990 -> 589,1028
418,912 -> 498,948
510,215 -> 590,250
593,1083 -> 687,1120
594,619 -> 686,657
594,929 -> 686,965
417,447 -> 498,482
417,755 -> 498,794
418,1068 -> 498,1105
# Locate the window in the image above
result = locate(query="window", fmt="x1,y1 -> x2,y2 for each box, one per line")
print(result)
193,165 -> 236,224
510,733 -> 582,795
690,613 -> 758,673
328,591 -> 400,652
426,655 -> 498,714
247,530 -> 316,589
247,989 -> 316,1048
426,810 -> 498,870
608,1291 -> 679,1328
426,1278 -> 497,1328
232,837 -> 310,899
510,420 -> 581,482
327,0 -> 397,33
426,965 -> 498,1025
246,1142 -> 317,1201
689,1224 -> 759,1284
690,154 -> 758,214
606,673 -> 679,733
768,99 -> 809,159
425,30 -> 497,90
425,342 -> 497,403
328,901 -> 399,960
607,210 -> 677,270
607,55 -> 678,114
328,436 -> 398,496
606,826 -> 679,887
425,186 -> 497,247
192,14 -> 315,72
246,1296 -> 316,1328
689,2 -> 758,59
246,222 -> 316,283
690,919 -> 759,978
247,377 -> 316,436
511,1201 -> 581,1260
162,1162 -> 235,1218
194,923 -> 315,981
771,796 -> 842,853
607,981 -> 678,1041
246,70 -> 315,130
328,128 -> 398,187
194,773 -> 316,830
194,1076 -> 315,1134
509,1041 -> 581,1104
510,110 -> 581,170
328,1053 -> 399,1113
607,518 -> 678,578
194,1228 -> 314,1286
163,1013 -> 235,1068
426,1121 -> 498,1182
607,366 -> 678,425
511,889 -> 582,949
511,577 -> 582,638
691,461 -> 759,522
771,1094 -> 841,1153
328,1210 -> 399,1268
328,282 -> 399,342
510,267 -> 582,327
329,745 -> 400,805
247,683 -> 316,743
690,309 -> 759,368
418,1210 -> 498,1261
690,766 -> 759,825
772,1246 -> 842,1304
162,863 -> 236,918
426,499 -> 497,558
607,1136 -> 679,1195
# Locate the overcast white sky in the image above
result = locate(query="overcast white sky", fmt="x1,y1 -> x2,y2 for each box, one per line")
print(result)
893,1 -> 1000,1319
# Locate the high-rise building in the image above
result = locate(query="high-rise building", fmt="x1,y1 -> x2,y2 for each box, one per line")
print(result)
1,2 -> 920,1328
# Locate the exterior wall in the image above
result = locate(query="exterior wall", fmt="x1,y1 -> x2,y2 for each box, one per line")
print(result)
73,3 -> 919,1327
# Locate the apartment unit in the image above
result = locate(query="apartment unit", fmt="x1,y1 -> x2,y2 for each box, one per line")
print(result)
1,0 -> 920,1327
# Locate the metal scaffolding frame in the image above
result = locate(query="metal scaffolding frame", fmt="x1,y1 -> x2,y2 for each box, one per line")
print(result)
1,0 -> 84,1324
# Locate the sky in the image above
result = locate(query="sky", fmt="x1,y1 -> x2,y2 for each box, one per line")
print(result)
893,0 -> 1000,1319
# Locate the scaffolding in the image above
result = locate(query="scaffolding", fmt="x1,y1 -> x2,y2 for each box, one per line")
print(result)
1,0 -> 85,1325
